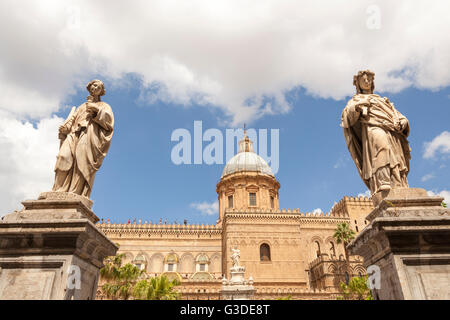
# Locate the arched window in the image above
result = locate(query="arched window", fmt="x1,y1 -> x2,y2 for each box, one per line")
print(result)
260,243 -> 271,261
228,195 -> 233,208
164,252 -> 179,272
314,241 -> 321,258
195,253 -> 210,272
249,193 -> 257,206
329,242 -> 336,258
132,254 -> 147,271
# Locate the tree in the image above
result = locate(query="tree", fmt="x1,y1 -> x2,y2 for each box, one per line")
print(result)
100,253 -> 144,300
337,276 -> 373,300
333,222 -> 356,281
133,275 -> 180,300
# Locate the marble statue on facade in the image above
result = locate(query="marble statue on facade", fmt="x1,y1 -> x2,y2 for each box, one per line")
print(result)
53,79 -> 114,198
231,248 -> 240,268
341,70 -> 411,196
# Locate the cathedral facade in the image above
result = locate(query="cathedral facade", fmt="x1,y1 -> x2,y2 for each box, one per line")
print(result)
97,133 -> 373,299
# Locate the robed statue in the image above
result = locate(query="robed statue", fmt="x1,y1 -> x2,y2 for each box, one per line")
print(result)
341,70 -> 411,196
231,248 -> 241,268
52,79 -> 114,198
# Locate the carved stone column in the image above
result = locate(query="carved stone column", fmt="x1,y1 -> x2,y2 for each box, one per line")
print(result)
348,188 -> 450,300
0,192 -> 117,300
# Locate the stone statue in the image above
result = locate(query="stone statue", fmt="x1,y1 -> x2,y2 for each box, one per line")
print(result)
52,80 -> 114,198
341,70 -> 411,196
231,248 -> 240,268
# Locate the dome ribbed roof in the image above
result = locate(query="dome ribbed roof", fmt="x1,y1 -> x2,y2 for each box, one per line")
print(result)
221,130 -> 274,178
222,152 -> 274,178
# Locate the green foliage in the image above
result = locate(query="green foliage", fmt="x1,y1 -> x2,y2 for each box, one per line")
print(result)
337,276 -> 373,300
133,275 -> 180,300
442,201 -> 447,208
100,254 -> 144,300
333,222 -> 356,246
100,254 -> 181,300
333,222 -> 357,278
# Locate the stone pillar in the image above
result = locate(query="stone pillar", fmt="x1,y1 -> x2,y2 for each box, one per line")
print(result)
221,266 -> 255,300
0,192 -> 117,300
348,188 -> 450,300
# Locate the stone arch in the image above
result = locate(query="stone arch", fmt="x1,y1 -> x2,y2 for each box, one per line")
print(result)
121,252 -> 134,264
325,239 -> 337,258
353,265 -> 366,276
179,253 -> 195,274
149,253 -> 164,273
260,243 -> 271,261
328,263 -> 337,274
310,236 -> 323,259
209,253 -> 221,274
133,251 -> 150,271
310,236 -> 323,245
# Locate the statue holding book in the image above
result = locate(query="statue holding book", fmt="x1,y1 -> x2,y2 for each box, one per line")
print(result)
53,79 -> 114,198
341,70 -> 411,196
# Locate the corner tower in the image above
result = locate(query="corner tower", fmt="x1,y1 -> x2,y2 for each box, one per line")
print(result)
216,131 -> 280,223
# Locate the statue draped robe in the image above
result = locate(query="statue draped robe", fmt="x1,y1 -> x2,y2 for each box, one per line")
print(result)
341,94 -> 411,194
53,101 -> 114,198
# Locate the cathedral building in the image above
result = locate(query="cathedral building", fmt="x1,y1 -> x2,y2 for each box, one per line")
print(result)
97,132 -> 373,299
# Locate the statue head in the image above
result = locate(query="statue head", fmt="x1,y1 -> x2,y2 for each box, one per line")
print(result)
86,79 -> 106,98
353,70 -> 375,94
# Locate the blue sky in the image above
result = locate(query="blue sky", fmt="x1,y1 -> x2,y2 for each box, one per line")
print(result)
54,76 -> 450,225
0,1 -> 449,222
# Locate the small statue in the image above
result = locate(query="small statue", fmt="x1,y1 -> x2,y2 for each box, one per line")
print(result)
231,248 -> 240,268
341,70 -> 411,196
53,80 -> 114,198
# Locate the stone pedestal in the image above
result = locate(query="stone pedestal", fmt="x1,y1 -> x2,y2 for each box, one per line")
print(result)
348,188 -> 450,300
221,266 -> 255,300
0,192 -> 117,300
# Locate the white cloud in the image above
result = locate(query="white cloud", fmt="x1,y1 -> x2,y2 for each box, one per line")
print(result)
0,111 -> 62,215
1,1 -> 450,214
427,190 -> 450,206
1,1 -> 450,124
358,190 -> 371,198
312,208 -> 323,215
424,131 -> 450,159
190,200 -> 219,216
421,173 -> 435,182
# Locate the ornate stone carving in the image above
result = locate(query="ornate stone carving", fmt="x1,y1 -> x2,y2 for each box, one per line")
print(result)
53,80 -> 114,199
341,70 -> 411,199
231,248 -> 240,268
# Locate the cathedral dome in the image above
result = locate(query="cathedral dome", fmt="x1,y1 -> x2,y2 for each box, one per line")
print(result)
222,152 -> 274,178
221,131 -> 274,178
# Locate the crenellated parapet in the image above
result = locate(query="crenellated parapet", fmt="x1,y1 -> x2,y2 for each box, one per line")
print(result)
223,208 -> 350,225
97,222 -> 222,238
329,196 -> 372,217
